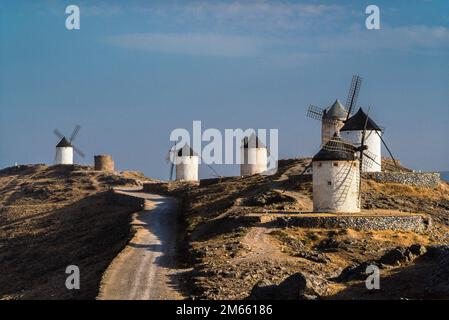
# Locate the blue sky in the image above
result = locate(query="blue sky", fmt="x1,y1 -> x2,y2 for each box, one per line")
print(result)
1,0 -> 448,179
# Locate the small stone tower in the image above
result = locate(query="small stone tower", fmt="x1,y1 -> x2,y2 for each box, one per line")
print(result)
55,137 -> 73,165
94,155 -> 115,171
340,108 -> 382,172
240,134 -> 268,176
321,99 -> 348,144
175,143 -> 199,182
312,136 -> 360,213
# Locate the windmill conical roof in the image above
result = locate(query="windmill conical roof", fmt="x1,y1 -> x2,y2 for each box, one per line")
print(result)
340,108 -> 382,131
56,137 -> 72,148
323,99 -> 348,120
313,135 -> 356,161
177,143 -> 198,157
242,133 -> 266,149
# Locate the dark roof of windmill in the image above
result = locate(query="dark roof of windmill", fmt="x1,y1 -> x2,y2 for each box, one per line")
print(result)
312,135 -> 356,161
322,99 -> 348,119
177,143 -> 198,157
56,137 -> 72,148
340,108 -> 382,131
242,133 -> 266,149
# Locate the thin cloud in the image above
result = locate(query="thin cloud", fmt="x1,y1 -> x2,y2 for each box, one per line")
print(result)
130,1 -> 345,33
106,25 -> 449,61
317,25 -> 449,54
106,33 -> 281,57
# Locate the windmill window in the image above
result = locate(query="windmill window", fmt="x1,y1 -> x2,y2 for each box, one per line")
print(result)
327,181 -> 332,186
333,162 -> 338,167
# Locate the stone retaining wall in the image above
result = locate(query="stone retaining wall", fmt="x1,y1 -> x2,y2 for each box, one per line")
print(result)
364,172 -> 440,188
259,214 -> 431,232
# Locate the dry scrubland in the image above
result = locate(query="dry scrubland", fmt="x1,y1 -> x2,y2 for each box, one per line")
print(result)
1,159 -> 449,299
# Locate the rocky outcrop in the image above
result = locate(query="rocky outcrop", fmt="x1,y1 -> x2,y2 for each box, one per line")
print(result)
249,272 -> 318,300
335,244 -> 427,282
378,244 -> 426,266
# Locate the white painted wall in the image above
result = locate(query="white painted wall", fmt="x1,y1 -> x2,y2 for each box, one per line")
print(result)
55,147 -> 73,165
321,120 -> 345,144
340,129 -> 382,172
312,160 -> 360,213
176,156 -> 199,181
240,147 -> 268,176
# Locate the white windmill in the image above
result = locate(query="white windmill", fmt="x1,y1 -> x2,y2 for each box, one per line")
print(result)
312,134 -> 361,213
240,133 -> 268,177
166,142 -> 199,182
340,108 -> 383,172
312,107 -> 400,213
53,125 -> 85,165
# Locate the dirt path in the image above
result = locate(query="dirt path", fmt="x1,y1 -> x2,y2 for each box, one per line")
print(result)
97,191 -> 185,300
236,226 -> 294,263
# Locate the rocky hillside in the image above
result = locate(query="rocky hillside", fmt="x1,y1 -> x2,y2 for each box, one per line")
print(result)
2,159 -> 448,300
159,158 -> 449,299
0,164 -> 149,299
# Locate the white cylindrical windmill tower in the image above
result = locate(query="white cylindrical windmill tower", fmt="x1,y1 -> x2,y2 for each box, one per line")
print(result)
175,143 -> 199,182
312,136 -> 361,213
55,137 -> 73,165
321,99 -> 348,144
340,108 -> 382,172
240,134 -> 268,176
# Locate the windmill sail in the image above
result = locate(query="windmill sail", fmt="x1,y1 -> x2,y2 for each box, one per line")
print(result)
53,126 -> 85,160
69,125 -> 81,142
307,104 -> 341,124
345,75 -> 362,119
307,104 -> 325,121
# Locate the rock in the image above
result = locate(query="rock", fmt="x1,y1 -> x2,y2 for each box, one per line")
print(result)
248,280 -> 277,300
335,261 -> 377,282
378,248 -> 413,266
277,273 -> 317,300
336,244 -> 429,284
248,272 -> 318,300
244,190 -> 296,207
378,244 -> 427,267
408,244 -> 427,256
295,251 -> 329,264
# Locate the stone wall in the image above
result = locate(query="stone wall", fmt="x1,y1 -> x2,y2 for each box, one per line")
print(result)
364,172 -> 440,188
259,214 -> 431,233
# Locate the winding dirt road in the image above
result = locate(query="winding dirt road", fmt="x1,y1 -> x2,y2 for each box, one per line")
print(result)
98,191 -> 185,300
